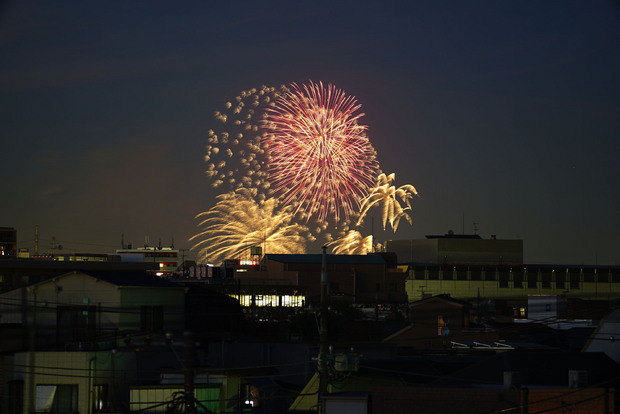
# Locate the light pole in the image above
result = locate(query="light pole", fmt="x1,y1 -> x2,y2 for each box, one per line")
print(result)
318,246 -> 329,411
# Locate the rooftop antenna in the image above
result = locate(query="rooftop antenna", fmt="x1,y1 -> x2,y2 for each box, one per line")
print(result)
171,237 -> 175,249
372,215 -> 375,253
121,233 -> 125,249
144,235 -> 149,249
34,225 -> 39,255
473,222 -> 479,235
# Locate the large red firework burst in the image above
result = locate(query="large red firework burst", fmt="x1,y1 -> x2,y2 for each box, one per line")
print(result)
262,81 -> 380,223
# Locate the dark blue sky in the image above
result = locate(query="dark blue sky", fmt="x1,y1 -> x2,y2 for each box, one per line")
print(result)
1,1 -> 619,264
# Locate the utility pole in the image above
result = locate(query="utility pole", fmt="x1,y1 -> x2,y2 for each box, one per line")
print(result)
184,331 -> 196,414
179,248 -> 189,276
318,246 -> 329,412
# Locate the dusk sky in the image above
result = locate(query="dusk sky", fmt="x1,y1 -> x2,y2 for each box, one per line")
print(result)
1,1 -> 619,265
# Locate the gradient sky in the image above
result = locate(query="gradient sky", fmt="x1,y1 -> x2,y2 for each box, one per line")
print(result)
1,1 -> 619,265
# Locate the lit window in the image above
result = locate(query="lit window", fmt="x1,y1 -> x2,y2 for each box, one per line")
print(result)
240,383 -> 260,409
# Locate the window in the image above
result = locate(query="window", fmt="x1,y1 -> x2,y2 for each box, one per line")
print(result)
428,269 -> 439,280
470,270 -> 482,281
8,380 -> 23,414
140,305 -> 164,331
555,271 -> 565,289
513,272 -> 523,288
437,315 -> 450,336
36,385 -> 78,414
569,272 -> 580,289
499,271 -> 509,288
583,269 -> 595,283
92,384 -> 108,412
413,268 -> 426,280
240,383 -> 260,409
57,306 -> 96,345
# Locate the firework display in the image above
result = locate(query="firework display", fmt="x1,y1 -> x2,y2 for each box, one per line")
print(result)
190,188 -> 310,264
262,81 -> 379,223
357,173 -> 419,232
191,81 -> 418,262
327,230 -> 375,255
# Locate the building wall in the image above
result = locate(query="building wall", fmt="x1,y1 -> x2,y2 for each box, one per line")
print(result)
0,273 -> 123,348
264,259 -> 399,305
406,265 -> 620,301
119,287 -> 186,332
8,350 -> 136,414
34,272 -> 122,335
386,238 -> 523,265
0,272 -> 186,351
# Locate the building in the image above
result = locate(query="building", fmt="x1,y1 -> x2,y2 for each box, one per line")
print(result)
386,233 -> 523,266
386,234 -> 620,304
383,295 -> 499,350
404,263 -> 620,302
224,253 -> 408,306
290,346 -> 618,413
0,227 -> 17,257
116,246 -> 180,277
0,270 -> 187,352
0,256 -> 158,294
4,349 -> 137,414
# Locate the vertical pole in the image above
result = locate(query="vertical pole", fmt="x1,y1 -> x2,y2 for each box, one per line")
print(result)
184,331 -> 196,414
34,225 -> 39,255
318,246 -> 329,412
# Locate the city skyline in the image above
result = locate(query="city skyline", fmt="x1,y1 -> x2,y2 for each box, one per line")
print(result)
1,1 -> 619,265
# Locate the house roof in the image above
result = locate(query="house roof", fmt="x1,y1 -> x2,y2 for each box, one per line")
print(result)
431,351 -> 620,388
409,294 -> 470,309
603,308 -> 620,322
56,270 -> 185,288
264,254 -> 386,265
